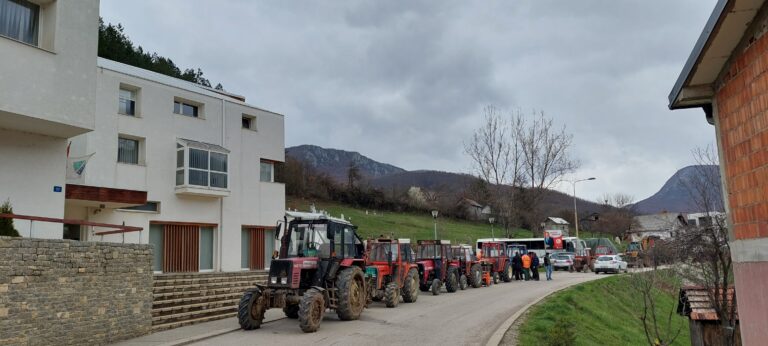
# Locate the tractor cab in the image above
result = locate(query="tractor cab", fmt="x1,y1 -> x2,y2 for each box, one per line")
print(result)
416,240 -> 460,295
480,241 -> 513,283
364,238 -> 419,307
505,243 -> 527,258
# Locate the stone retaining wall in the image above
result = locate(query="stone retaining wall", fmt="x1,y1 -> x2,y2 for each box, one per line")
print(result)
0,236 -> 153,345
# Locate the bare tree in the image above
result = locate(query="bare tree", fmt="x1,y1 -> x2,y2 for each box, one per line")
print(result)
516,111 -> 580,233
629,269 -> 684,346
596,193 -> 637,240
673,144 -> 736,345
465,107 -> 579,236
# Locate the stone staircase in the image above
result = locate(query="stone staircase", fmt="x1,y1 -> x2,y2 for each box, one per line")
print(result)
151,270 -> 267,331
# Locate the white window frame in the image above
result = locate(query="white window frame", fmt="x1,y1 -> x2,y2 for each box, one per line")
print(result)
176,141 -> 229,190
260,160 -> 274,183
173,97 -> 204,119
0,0 -> 40,46
118,84 -> 140,117
117,135 -> 144,165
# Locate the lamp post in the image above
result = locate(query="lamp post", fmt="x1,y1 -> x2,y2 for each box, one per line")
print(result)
572,177 -> 596,239
431,210 -> 439,240
489,217 -> 496,240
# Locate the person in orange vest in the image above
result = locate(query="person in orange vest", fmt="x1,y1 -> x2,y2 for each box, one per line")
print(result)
522,252 -> 532,281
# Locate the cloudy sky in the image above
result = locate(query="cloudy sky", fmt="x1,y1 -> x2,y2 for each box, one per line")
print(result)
101,0 -> 718,202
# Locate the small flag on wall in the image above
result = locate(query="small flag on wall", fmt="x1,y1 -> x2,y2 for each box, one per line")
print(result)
66,153 -> 94,179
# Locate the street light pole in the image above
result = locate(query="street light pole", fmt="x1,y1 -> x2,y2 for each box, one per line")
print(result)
431,210 -> 439,240
489,217 -> 495,240
572,177 -> 596,239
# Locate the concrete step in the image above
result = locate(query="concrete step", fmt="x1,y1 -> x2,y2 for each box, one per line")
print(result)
153,286 -> 249,301
151,310 -> 237,332
152,279 -> 258,293
153,273 -> 267,287
153,298 -> 241,315
153,291 -> 244,307
152,304 -> 236,324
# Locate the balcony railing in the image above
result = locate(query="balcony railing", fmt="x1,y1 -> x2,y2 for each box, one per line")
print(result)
0,213 -> 143,242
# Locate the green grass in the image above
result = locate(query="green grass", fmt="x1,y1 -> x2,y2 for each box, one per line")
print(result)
286,198 -> 531,244
517,274 -> 690,346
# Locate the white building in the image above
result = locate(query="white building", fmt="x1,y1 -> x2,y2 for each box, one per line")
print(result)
0,0 -> 286,273
0,0 -> 99,238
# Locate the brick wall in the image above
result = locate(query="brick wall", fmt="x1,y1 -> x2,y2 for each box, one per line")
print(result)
714,29 -> 768,240
0,237 -> 153,345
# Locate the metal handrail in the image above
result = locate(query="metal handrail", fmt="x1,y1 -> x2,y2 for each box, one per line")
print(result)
0,213 -> 143,241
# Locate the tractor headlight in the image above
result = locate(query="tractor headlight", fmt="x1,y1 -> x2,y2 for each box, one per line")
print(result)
270,276 -> 278,284
281,277 -> 288,285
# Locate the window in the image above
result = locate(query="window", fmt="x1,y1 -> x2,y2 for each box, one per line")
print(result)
260,161 -> 274,182
119,88 -> 137,116
176,140 -> 229,189
242,115 -> 256,130
118,137 -> 139,164
119,202 -> 160,213
174,100 -> 199,117
0,0 -> 39,46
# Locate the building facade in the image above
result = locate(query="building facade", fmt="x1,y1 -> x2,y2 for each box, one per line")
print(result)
0,0 -> 286,274
669,1 -> 768,343
65,59 -> 285,273
0,0 -> 99,239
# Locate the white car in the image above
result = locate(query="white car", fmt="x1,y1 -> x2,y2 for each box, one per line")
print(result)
594,255 -> 628,274
552,253 -> 575,272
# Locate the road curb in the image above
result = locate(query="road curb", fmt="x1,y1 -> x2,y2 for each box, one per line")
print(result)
484,278 -> 600,346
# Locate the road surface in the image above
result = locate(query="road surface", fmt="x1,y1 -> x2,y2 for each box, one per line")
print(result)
192,272 -> 602,346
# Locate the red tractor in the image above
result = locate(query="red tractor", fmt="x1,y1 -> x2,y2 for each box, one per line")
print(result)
479,241 -> 513,283
416,240 -> 460,295
238,211 -> 367,333
450,244 -> 488,289
364,238 -> 420,307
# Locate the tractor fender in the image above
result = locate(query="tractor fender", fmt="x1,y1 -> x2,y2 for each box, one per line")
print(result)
340,258 -> 366,268
307,286 -> 329,306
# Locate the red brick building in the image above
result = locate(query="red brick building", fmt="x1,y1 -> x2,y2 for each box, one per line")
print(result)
669,1 -> 768,344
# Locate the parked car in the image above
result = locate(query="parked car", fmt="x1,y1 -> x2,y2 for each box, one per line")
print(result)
594,255 -> 628,274
552,253 -> 575,272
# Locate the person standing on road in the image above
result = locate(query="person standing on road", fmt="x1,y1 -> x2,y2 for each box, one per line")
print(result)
522,252 -> 531,281
531,252 -> 540,281
544,252 -> 553,281
513,253 -> 522,280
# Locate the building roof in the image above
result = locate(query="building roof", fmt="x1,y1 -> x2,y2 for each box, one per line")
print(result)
669,0 -> 767,110
97,58 -> 284,117
632,213 -> 685,232
678,286 -> 738,321
546,217 -> 569,225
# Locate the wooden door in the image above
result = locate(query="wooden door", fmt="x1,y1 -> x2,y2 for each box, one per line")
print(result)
163,224 -> 200,272
248,228 -> 266,270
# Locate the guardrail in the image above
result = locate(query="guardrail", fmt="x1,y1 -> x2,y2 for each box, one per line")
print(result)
0,213 -> 143,242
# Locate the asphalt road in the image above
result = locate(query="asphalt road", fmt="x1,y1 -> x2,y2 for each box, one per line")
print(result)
192,272 -> 603,346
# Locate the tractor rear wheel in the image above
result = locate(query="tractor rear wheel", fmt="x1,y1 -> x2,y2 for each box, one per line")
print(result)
384,281 -> 400,308
402,269 -> 419,303
445,268 -> 459,293
470,264 -> 482,288
431,278 -> 441,295
336,267 -> 365,321
299,289 -> 325,333
459,275 -> 468,290
503,262 -> 513,282
283,304 -> 299,319
238,288 -> 265,330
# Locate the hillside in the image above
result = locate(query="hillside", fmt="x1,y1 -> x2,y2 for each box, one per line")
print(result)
286,145 -> 405,182
633,165 -> 723,214
286,198 -> 536,244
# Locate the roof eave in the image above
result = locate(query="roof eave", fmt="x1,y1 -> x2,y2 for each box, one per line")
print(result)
669,0 -> 731,110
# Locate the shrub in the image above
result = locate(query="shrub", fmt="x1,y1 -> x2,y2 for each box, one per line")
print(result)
545,317 -> 577,346
0,199 -> 20,237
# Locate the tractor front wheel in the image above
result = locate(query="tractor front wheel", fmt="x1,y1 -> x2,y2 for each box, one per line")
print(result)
459,275 -> 468,290
299,289 -> 325,333
493,272 -> 500,284
384,281 -> 400,308
431,278 -> 441,295
503,262 -> 513,282
402,269 -> 419,303
470,264 -> 482,288
336,267 -> 365,321
238,287 -> 266,330
283,304 -> 299,319
445,268 -> 459,293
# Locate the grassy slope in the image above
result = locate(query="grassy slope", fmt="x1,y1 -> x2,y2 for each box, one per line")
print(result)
517,275 -> 690,346
286,198 -> 535,244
